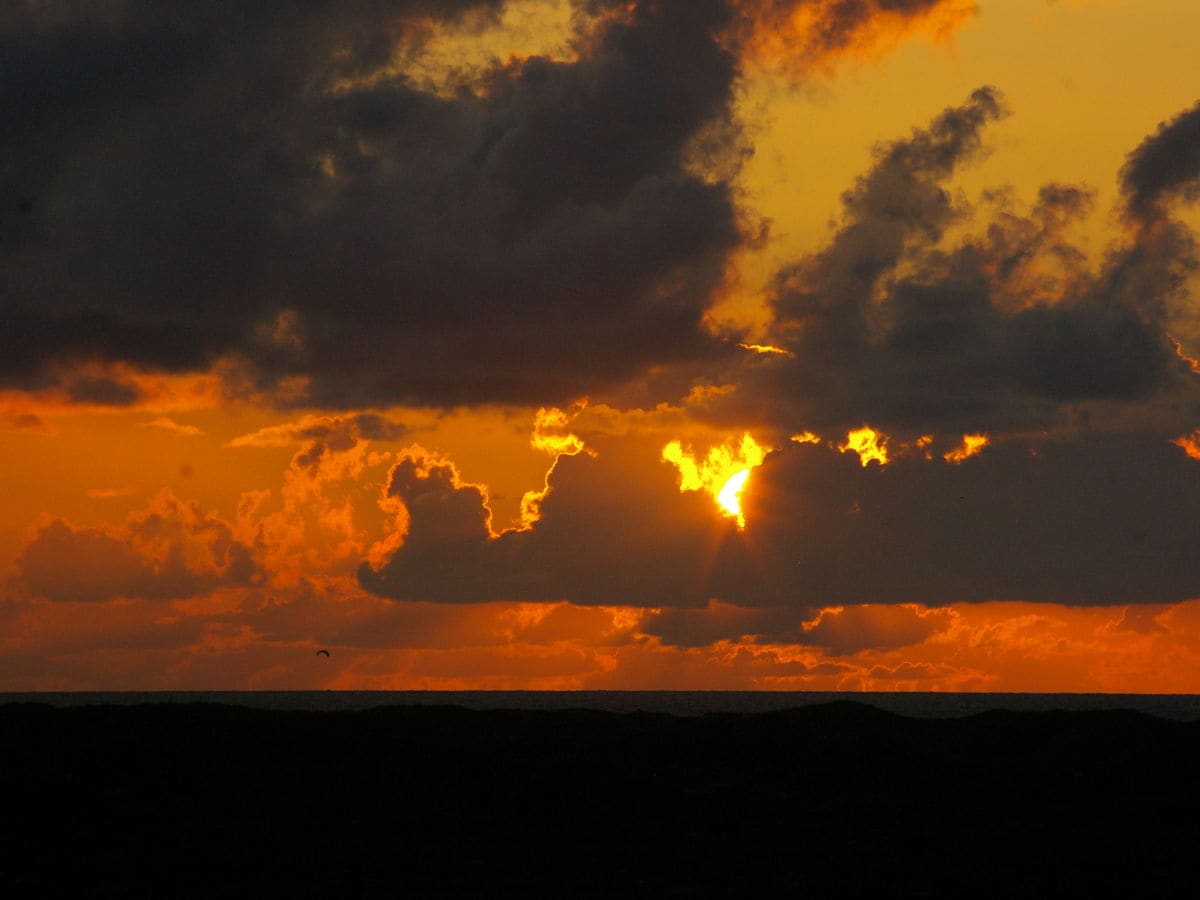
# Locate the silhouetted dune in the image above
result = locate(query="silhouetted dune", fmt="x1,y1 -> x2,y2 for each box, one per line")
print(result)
4,701 -> 1198,897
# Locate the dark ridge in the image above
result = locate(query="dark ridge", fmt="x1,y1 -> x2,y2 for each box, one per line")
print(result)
4,702 -> 1198,897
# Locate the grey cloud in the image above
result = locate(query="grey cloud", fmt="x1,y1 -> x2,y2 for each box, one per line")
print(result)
712,90 -> 1200,437
1,0 -> 981,410
0,0 -> 745,407
640,601 -> 951,651
1120,100 -> 1200,220
64,375 -> 143,406
361,433 -> 1200,609
739,437 -> 1200,607
360,439 -> 750,605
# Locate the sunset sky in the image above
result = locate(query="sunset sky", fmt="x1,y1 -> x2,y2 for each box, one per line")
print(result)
4,0 -> 1200,691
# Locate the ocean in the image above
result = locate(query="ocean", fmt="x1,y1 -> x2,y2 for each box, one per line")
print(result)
5,689 -> 1200,719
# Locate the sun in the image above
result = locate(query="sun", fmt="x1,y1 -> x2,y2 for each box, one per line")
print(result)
662,433 -> 767,530
716,469 -> 751,528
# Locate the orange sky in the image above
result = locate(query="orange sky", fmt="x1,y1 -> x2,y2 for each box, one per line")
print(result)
3,0 -> 1200,691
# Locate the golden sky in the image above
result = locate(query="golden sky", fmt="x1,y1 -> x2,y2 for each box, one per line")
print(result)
3,0 -> 1200,691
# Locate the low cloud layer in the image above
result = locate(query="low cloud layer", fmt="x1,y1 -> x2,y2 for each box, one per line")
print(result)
361,430 -> 1200,608
17,491 -> 261,602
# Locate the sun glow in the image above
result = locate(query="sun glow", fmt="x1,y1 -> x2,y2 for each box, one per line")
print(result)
716,469 -> 752,526
662,433 -> 767,529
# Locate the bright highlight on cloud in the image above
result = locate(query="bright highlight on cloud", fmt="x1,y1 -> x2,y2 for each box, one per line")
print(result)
839,427 -> 889,467
944,433 -> 989,464
662,433 -> 768,528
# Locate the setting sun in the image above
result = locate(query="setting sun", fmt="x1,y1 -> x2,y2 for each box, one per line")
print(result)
663,433 -> 767,528
716,469 -> 751,528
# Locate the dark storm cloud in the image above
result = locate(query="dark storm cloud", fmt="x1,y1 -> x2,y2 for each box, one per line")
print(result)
0,0 -> 979,409
1120,100 -> 1200,220
360,439 -> 754,605
0,0 -> 745,407
362,433 -> 1200,608
738,437 -> 1200,606
716,90 -> 1200,437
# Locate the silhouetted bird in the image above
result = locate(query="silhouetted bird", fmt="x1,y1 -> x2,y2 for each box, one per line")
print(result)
316,649 -> 331,657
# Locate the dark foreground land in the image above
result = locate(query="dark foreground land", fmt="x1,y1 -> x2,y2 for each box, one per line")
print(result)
4,701 -> 1198,898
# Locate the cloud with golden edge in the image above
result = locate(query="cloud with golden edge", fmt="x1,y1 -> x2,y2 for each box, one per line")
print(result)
521,405 -> 590,530
1173,430 -> 1200,461
529,404 -> 588,457
944,433 -> 990,464
739,342 -> 793,356
662,432 -> 769,529
227,413 -> 407,449
838,426 -> 889,467
1170,337 -> 1200,375
727,0 -> 977,79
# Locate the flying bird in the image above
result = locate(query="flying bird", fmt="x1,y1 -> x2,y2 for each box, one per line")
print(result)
315,649 -> 331,657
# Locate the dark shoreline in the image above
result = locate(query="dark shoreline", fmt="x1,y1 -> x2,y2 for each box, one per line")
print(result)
6,688 -> 1200,719
6,701 -> 1198,897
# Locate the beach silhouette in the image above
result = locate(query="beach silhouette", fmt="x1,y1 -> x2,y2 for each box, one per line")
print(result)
4,699 -> 1198,896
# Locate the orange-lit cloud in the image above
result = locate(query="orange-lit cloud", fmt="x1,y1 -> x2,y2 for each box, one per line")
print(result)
728,0 -> 977,78
944,433 -> 989,463
519,406 -> 591,530
529,405 -> 588,457
739,342 -> 792,356
663,432 -> 769,528
838,426 -> 889,467
16,490 -> 261,603
1173,429 -> 1200,461
228,413 -> 408,449
136,417 -> 205,437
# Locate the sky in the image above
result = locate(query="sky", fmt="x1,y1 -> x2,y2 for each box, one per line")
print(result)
3,0 -> 1200,691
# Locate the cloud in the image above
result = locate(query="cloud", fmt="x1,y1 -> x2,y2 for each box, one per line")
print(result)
361,430 -> 1200,609
794,603 -> 954,654
4,412 -> 52,433
707,90 -> 1200,437
136,417 -> 204,437
738,435 -> 1200,606
229,413 -> 408,449
17,490 -> 262,602
729,0 -> 976,76
0,0 -> 740,407
360,438 -> 748,605
1,0 -> 976,410
1120,100 -> 1200,221
63,375 -> 142,406
640,600 -> 952,651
